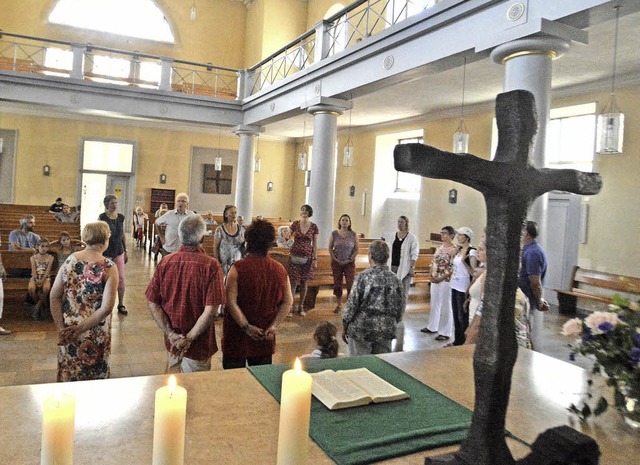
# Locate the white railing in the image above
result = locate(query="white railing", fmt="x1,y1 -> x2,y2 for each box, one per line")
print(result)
247,0 -> 444,95
0,1 -> 446,100
0,31 -> 239,100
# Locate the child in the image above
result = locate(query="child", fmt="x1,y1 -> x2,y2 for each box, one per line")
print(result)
28,238 -> 54,320
301,321 -> 340,360
50,231 -> 84,268
133,206 -> 149,248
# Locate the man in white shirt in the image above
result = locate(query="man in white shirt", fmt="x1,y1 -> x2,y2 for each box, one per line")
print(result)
154,193 -> 196,254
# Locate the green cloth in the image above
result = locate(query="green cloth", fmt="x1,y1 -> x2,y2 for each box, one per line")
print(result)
248,355 -> 472,465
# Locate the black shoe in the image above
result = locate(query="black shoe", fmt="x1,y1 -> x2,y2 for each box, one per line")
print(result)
420,327 -> 436,333
117,305 -> 128,315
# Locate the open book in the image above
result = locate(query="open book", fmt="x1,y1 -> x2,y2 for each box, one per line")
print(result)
311,367 -> 409,410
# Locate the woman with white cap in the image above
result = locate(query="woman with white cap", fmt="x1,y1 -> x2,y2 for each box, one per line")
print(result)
450,226 -> 478,345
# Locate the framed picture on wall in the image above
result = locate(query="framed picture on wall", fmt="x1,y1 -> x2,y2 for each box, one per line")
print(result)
203,164 -> 232,194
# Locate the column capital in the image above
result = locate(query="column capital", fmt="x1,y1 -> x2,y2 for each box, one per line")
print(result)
491,36 -> 571,65
304,97 -> 350,116
232,125 -> 262,136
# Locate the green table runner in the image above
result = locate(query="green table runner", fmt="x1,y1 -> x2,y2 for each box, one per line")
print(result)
248,355 -> 472,465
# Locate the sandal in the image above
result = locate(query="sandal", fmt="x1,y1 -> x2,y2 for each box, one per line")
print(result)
117,305 -> 128,316
435,335 -> 450,341
333,305 -> 342,314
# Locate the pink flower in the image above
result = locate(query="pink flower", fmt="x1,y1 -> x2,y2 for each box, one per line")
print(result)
561,318 -> 583,337
584,311 -> 621,335
82,264 -> 103,284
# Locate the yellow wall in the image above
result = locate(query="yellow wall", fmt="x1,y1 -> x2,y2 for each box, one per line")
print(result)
252,138 -> 297,219
1,0 -> 247,68
551,87 -> 640,277
244,0 -> 266,67
0,112 -> 296,218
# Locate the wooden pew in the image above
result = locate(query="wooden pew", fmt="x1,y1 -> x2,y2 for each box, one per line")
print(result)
269,248 -> 433,310
554,266 -> 640,314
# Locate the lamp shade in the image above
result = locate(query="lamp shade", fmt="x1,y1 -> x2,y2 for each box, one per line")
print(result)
254,158 -> 262,172
297,152 -> 307,171
596,112 -> 624,154
343,146 -> 354,167
214,155 -> 222,171
452,131 -> 469,154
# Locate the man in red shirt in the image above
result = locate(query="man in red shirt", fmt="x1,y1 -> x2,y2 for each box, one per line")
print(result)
146,215 -> 225,373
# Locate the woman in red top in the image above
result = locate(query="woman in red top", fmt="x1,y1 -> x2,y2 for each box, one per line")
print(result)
222,219 -> 293,369
288,204 -> 319,316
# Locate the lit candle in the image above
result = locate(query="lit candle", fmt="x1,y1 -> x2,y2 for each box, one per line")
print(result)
41,392 -> 75,465
152,375 -> 187,465
276,358 -> 312,465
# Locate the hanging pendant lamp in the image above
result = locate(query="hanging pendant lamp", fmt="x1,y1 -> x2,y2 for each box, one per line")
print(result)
452,57 -> 469,154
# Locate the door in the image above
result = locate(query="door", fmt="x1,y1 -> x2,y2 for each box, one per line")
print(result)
544,193 -> 582,305
107,175 -> 131,232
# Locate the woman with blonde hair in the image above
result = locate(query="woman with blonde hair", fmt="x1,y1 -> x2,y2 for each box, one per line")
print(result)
50,221 -> 118,381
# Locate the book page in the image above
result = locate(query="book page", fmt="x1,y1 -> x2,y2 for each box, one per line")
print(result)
337,368 -> 409,403
311,370 -> 371,410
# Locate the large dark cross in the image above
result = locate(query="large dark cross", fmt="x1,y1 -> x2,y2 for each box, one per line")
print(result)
394,90 -> 602,465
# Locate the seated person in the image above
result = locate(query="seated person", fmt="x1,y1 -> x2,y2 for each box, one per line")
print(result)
133,206 -> 149,247
28,238 -> 54,320
301,321 -> 341,360
9,215 -> 40,252
54,204 -> 79,223
155,203 -> 169,218
49,197 -> 64,213
203,211 -> 218,225
276,225 -> 294,248
50,231 -> 85,268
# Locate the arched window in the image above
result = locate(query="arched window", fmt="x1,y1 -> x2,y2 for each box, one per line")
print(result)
49,0 -> 175,43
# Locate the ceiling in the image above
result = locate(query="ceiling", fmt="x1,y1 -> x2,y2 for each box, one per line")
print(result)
1,7 -> 639,141
262,7 -> 640,139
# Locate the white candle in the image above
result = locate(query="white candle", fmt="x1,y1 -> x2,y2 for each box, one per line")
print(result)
41,392 -> 75,465
152,375 -> 187,465
276,358 -> 312,465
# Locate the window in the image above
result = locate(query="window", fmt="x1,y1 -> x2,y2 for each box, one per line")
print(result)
83,140 -> 134,173
545,104 -> 597,172
43,47 -> 73,76
396,136 -> 423,192
49,0 -> 175,43
490,103 -> 596,172
90,55 -> 131,85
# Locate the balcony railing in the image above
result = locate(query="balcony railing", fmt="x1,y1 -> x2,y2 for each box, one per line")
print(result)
0,31 -> 240,100
0,1 -> 445,100
246,0 -> 444,96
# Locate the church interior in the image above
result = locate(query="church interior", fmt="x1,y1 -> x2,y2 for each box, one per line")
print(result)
1,0 -> 639,463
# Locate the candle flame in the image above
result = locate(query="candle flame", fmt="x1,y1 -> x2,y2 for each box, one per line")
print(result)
168,375 -> 177,395
294,357 -> 302,372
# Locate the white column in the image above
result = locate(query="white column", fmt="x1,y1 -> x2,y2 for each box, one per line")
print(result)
491,36 -> 571,246
233,125 -> 261,221
491,37 -> 571,350
307,102 -> 346,248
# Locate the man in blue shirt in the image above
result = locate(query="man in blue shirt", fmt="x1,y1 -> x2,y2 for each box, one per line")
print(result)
8,215 -> 41,252
518,220 -> 549,313
518,221 -> 550,351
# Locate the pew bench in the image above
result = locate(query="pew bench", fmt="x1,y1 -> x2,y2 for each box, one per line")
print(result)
1,251 -> 59,303
269,249 -> 432,310
554,266 -> 640,314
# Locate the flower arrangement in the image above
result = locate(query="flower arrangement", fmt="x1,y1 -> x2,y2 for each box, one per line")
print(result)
561,295 -> 640,426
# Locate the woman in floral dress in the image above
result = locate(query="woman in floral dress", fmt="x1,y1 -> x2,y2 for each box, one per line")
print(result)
288,204 -> 319,316
422,226 -> 458,340
50,221 -> 118,382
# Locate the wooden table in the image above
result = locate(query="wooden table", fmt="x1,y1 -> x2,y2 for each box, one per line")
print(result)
0,346 -> 637,464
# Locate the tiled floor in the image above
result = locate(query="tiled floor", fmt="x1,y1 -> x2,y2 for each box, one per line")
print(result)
0,239 -> 589,387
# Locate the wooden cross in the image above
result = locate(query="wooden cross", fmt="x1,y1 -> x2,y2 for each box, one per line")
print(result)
394,90 -> 602,465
